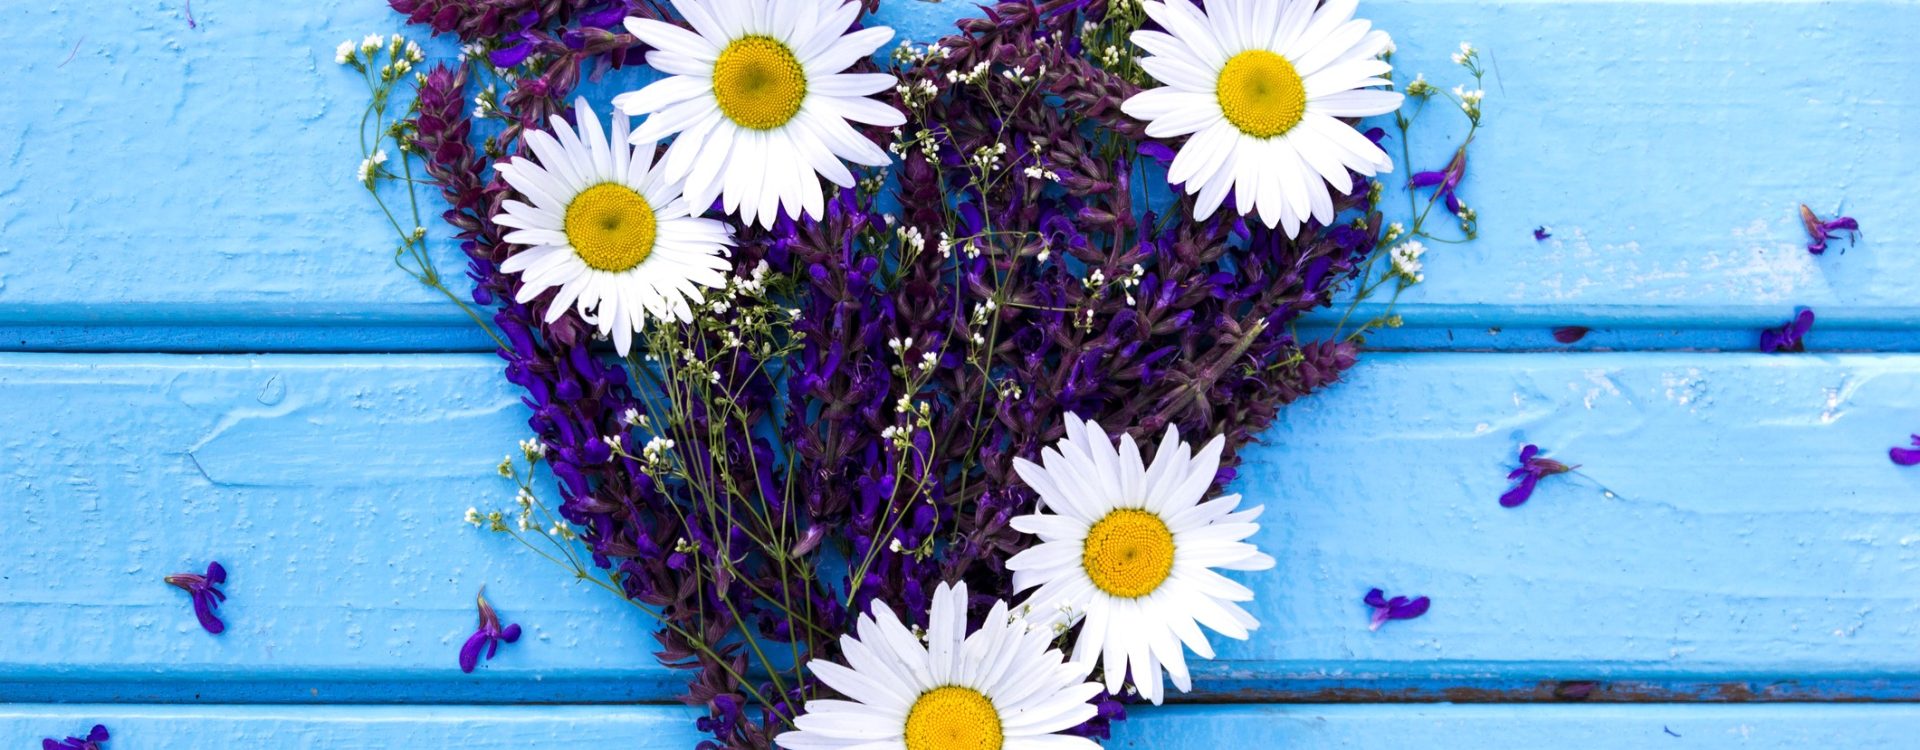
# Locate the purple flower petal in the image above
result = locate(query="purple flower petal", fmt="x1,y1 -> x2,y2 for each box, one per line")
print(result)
206,561 -> 226,584
192,592 -> 225,634
1499,473 -> 1538,508
458,630 -> 487,673
1891,437 -> 1920,466
1363,588 -> 1388,609
1552,326 -> 1590,344
1534,226 -> 1552,241
1391,596 -> 1431,620
1409,171 -> 1445,188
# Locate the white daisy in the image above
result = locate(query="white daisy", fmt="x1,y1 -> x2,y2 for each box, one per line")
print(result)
615,0 -> 906,229
493,97 -> 736,356
1121,0 -> 1404,236
776,581 -> 1104,750
1006,414 -> 1274,705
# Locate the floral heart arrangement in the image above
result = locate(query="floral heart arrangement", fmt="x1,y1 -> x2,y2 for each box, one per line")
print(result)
347,0 -> 1483,746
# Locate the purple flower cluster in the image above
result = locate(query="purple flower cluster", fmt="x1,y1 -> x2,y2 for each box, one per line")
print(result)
400,1 -> 1398,746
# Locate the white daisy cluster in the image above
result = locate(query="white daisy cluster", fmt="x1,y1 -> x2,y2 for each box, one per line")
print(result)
614,0 -> 907,228
1389,240 -> 1427,284
1004,414 -> 1275,704
1121,0 -> 1406,236
775,582 -> 1108,750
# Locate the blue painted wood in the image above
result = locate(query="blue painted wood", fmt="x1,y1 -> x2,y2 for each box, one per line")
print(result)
7,352 -> 1920,703
13,704 -> 1920,748
3,0 -> 1914,351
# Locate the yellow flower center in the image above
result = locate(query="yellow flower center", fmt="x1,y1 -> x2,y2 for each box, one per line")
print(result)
712,35 -> 808,131
1082,508 -> 1176,599
563,183 -> 657,272
904,686 -> 1003,750
1215,50 -> 1307,138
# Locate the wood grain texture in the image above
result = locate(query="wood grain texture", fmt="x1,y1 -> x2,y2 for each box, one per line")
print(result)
2,1 -> 1913,351
13,704 -> 1920,748
5,352 -> 1918,703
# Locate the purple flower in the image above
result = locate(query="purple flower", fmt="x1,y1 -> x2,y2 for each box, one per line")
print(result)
1364,588 -> 1430,631
43,724 -> 109,750
1799,204 -> 1858,255
459,588 -> 523,673
489,12 -> 543,68
1502,444 -> 1575,508
1533,226 -> 1551,241
163,561 -> 228,634
1760,306 -> 1815,353
1552,326 -> 1590,344
1891,436 -> 1920,467
1411,147 -> 1468,215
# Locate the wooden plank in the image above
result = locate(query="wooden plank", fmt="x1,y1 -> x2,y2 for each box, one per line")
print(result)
11,704 -> 1920,748
3,1 -> 1914,350
6,352 -> 1920,702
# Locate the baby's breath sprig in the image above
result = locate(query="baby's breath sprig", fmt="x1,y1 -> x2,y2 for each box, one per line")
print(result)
340,32 -> 505,351
1332,41 -> 1494,342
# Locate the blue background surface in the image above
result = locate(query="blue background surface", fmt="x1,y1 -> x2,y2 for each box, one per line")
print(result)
3,0 -> 1919,746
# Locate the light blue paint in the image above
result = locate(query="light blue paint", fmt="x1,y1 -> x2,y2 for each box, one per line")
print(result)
3,1 -> 1914,352
13,704 -> 1920,748
6,352 -> 1920,703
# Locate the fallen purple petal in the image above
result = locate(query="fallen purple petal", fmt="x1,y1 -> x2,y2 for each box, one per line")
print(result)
1365,588 -> 1431,631
1799,204 -> 1859,255
1890,435 -> 1920,467
43,724 -> 109,750
163,561 -> 228,634
1552,326 -> 1590,344
1533,226 -> 1552,241
460,588 -> 522,673
1503,444 -> 1575,508
1759,307 -> 1815,353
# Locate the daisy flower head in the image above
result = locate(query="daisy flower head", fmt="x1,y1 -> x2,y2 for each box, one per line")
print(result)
493,97 -> 736,356
1121,0 -> 1405,237
1006,414 -> 1274,705
615,0 -> 906,229
776,580 -> 1105,750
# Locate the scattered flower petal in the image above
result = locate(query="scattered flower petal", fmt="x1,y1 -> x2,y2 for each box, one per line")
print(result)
163,561 -> 228,634
460,588 -> 522,673
1890,436 -> 1920,467
1364,588 -> 1430,631
1412,147 -> 1469,216
1799,204 -> 1859,255
1533,226 -> 1552,241
1552,326 -> 1590,344
1759,306 -> 1815,354
1502,444 -> 1574,508
43,724 -> 109,750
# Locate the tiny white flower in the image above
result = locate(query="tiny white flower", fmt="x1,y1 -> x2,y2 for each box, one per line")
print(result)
361,33 -> 384,53
335,40 -> 357,65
